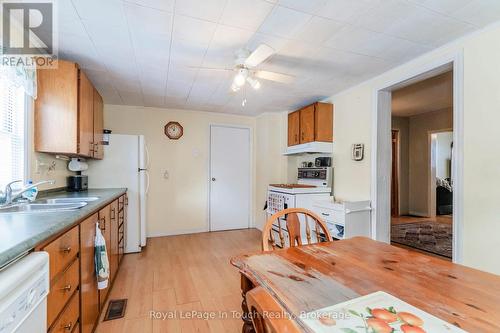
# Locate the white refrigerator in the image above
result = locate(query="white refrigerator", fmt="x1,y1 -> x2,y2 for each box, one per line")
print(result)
86,134 -> 149,253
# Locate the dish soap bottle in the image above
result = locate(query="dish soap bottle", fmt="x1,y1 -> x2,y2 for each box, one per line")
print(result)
22,180 -> 38,202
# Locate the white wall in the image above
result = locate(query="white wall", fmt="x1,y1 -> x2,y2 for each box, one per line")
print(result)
104,105 -> 266,237
255,113 -> 288,230
436,131 -> 453,179
325,22 -> 500,274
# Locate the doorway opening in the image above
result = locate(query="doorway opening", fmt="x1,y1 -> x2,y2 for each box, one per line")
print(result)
372,54 -> 463,263
390,71 -> 453,259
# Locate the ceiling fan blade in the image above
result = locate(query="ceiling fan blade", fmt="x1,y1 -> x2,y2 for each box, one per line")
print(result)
254,70 -> 295,84
187,66 -> 233,71
244,44 -> 275,68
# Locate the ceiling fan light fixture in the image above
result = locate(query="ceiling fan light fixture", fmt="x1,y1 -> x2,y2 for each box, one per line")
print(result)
233,73 -> 246,87
247,77 -> 261,90
230,82 -> 240,92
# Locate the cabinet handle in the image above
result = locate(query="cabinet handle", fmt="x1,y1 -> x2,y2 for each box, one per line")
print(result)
89,141 -> 94,153
63,322 -> 72,331
100,218 -> 106,230
301,132 -> 304,141
321,213 -> 330,216
111,208 -> 116,219
60,284 -> 72,292
125,196 -> 128,206
61,246 -> 71,253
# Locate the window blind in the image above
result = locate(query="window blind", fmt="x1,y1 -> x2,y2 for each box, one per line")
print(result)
0,79 -> 25,189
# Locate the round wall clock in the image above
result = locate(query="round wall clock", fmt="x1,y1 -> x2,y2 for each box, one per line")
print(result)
164,121 -> 183,140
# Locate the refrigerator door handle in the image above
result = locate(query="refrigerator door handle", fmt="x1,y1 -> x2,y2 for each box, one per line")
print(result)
145,171 -> 150,195
145,144 -> 151,169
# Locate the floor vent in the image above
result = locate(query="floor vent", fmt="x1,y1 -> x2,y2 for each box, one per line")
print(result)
104,299 -> 127,321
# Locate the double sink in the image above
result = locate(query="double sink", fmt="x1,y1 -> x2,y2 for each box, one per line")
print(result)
0,196 -> 100,213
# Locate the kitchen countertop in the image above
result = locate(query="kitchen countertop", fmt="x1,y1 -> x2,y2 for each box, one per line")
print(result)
0,188 -> 126,270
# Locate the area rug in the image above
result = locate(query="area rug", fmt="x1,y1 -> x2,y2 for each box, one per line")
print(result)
391,222 -> 452,258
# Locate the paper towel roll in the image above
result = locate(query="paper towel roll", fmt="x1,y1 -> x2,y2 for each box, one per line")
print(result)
68,158 -> 88,172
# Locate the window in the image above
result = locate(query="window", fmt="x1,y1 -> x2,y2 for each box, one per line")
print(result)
0,79 -> 26,189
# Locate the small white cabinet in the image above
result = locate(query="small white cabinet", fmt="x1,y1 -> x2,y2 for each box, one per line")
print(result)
313,200 -> 371,240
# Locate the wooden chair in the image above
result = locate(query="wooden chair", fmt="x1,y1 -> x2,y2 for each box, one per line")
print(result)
246,286 -> 302,333
262,208 -> 332,251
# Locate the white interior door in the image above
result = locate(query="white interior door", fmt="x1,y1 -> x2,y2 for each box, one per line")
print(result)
210,125 -> 251,231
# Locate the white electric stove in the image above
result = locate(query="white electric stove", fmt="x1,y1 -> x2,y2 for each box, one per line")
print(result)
266,167 -> 333,247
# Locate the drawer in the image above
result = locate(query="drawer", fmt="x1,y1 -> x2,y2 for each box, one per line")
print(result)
47,258 -> 80,327
49,291 -> 79,333
314,207 -> 345,224
43,226 -> 79,281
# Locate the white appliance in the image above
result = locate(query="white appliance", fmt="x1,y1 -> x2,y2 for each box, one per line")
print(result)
86,134 -> 149,253
312,200 -> 372,240
0,252 -> 49,333
266,167 -> 332,247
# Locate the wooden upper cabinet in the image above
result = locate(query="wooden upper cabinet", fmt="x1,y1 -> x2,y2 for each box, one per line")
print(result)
35,59 -> 104,158
299,105 -> 315,144
35,61 -> 79,154
287,111 -> 300,146
93,87 -> 104,159
78,71 -> 94,157
287,102 -> 334,147
314,102 -> 334,142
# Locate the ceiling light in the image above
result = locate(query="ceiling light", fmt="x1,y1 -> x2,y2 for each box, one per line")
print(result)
231,82 -> 240,92
233,68 -> 248,87
247,77 -> 261,90
242,98 -> 247,107
234,73 -> 246,87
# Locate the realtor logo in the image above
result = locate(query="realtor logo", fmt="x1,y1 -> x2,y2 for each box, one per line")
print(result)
1,1 -> 57,67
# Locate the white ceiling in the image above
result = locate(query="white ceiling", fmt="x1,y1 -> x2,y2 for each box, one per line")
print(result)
392,71 -> 453,117
56,0 -> 500,115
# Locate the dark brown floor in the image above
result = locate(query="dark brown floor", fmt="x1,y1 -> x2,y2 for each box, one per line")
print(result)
391,215 -> 452,225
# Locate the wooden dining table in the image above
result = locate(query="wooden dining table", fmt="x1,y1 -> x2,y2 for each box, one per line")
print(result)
230,237 -> 500,333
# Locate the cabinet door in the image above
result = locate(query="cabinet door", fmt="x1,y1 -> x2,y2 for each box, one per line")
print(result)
35,60 -> 79,154
314,103 -> 334,142
299,105 -> 315,143
287,111 -> 300,146
110,200 -> 119,280
93,88 -> 104,159
98,205 -> 111,308
78,70 -> 94,157
80,213 -> 100,333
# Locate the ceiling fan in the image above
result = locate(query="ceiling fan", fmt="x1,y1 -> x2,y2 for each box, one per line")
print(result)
194,44 -> 295,93
229,44 -> 295,93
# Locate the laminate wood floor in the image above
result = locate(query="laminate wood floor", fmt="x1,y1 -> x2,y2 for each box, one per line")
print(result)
95,228 -> 262,333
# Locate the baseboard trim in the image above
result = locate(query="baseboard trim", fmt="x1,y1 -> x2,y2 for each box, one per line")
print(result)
147,228 -> 209,238
408,211 -> 430,218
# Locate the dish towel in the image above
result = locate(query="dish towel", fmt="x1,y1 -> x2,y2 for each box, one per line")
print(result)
95,222 -> 110,290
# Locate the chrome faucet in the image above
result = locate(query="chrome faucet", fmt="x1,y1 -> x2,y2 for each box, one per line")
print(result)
0,180 -> 55,206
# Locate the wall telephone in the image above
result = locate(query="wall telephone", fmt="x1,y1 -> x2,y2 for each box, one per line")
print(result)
352,144 -> 364,161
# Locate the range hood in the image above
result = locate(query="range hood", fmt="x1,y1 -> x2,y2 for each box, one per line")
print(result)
283,141 -> 333,155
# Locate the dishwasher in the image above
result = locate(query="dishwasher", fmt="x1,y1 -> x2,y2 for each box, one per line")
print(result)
0,252 -> 49,333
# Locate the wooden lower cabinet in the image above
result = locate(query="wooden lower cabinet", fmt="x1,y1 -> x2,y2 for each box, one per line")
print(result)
80,213 -> 100,333
50,291 -> 79,333
47,258 -> 80,328
98,204 -> 111,308
37,192 -> 127,333
110,200 -> 119,279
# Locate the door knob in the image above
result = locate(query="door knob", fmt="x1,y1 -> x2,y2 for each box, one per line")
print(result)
212,178 -> 216,181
